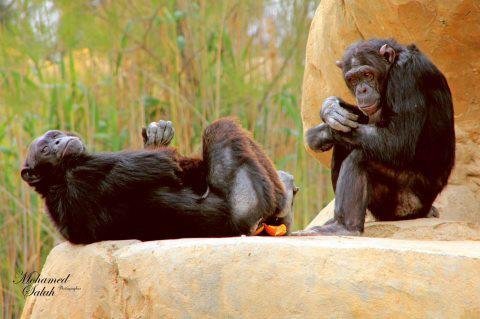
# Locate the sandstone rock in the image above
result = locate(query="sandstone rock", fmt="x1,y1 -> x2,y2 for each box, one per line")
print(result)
21,238 -> 480,318
306,199 -> 336,227
301,0 -> 480,222
434,122 -> 480,224
307,199 -> 480,241
307,199 -> 375,228
21,240 -> 138,319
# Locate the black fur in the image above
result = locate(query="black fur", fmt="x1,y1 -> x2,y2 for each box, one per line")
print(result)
21,118 -> 291,244
28,150 -> 237,243
305,38 -> 455,234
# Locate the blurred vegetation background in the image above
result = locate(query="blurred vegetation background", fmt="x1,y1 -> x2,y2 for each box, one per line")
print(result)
0,0 -> 332,316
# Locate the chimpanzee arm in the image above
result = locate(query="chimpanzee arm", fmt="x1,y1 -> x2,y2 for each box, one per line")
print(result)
306,98 -> 368,152
331,96 -> 426,165
92,151 -> 182,189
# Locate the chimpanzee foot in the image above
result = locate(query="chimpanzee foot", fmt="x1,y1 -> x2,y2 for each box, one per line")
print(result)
426,206 -> 440,218
291,221 -> 361,236
142,120 -> 175,148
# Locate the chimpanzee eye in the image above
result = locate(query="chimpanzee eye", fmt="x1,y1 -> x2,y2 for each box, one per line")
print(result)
364,72 -> 373,80
349,78 -> 357,86
41,146 -> 49,154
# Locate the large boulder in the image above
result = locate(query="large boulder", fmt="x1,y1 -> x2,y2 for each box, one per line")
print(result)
21,238 -> 480,318
301,0 -> 480,222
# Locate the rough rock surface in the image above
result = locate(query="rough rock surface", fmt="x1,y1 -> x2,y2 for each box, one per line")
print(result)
21,238 -> 480,319
308,200 -> 480,241
301,0 -> 480,222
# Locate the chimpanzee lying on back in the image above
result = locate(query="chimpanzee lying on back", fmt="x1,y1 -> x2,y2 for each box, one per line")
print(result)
21,118 -> 298,244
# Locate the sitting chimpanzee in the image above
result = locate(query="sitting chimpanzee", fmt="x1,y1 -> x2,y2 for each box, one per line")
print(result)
296,38 -> 455,236
21,118 -> 298,244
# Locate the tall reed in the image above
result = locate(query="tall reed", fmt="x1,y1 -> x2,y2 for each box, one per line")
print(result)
0,1 -> 330,316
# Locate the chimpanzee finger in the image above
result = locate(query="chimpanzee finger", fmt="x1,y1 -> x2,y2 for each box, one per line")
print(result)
333,111 -> 359,128
162,121 -> 174,145
335,106 -> 359,121
146,122 -> 158,145
326,117 -> 351,133
155,120 -> 167,145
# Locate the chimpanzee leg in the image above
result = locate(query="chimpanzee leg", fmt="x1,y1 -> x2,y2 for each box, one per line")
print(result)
331,144 -> 352,192
293,150 -> 367,236
202,118 -> 277,235
333,150 -> 368,232
315,145 -> 353,227
306,100 -> 369,154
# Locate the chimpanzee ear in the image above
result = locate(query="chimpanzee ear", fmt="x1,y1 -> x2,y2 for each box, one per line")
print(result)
380,44 -> 396,64
335,60 -> 343,68
21,168 -> 41,185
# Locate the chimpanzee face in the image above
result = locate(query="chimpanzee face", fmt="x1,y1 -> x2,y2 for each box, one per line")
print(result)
343,62 -> 382,116
21,130 -> 85,185
336,43 -> 396,116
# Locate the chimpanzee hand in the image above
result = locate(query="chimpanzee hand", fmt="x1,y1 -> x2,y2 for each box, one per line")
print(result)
142,120 -> 175,148
321,96 -> 359,132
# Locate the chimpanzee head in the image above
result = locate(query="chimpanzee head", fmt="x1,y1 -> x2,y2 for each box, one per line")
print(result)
336,39 -> 398,116
21,130 -> 85,185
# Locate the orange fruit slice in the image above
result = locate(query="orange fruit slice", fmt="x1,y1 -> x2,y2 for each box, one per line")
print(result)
263,223 -> 287,236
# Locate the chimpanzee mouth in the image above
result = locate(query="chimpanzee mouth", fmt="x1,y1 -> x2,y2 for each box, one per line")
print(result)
358,102 -> 379,115
61,138 -> 84,157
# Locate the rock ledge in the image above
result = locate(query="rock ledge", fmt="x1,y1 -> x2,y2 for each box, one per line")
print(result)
22,237 -> 480,319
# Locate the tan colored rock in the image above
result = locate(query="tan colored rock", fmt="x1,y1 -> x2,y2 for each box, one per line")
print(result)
364,219 -> 480,240
302,0 -> 480,222
435,122 -> 480,224
21,238 -> 480,318
21,240 -> 138,319
306,199 -> 336,227
307,200 -> 375,228
308,199 -> 480,241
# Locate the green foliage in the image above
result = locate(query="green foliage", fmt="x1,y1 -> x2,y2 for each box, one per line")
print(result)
0,1 -> 331,316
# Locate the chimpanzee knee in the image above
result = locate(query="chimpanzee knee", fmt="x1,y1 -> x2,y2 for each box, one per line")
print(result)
201,118 -> 285,235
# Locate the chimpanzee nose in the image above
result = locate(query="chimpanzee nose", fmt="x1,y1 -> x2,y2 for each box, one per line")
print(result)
356,85 -> 370,97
